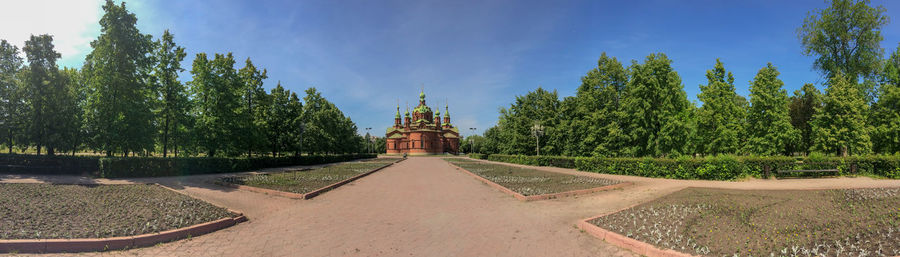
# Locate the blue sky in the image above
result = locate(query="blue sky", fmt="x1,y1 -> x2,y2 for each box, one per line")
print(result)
2,0 -> 899,137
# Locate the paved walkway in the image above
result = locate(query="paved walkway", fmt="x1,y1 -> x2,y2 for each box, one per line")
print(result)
3,157 -> 899,256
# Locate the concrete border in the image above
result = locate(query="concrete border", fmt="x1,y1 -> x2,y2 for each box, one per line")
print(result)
445,160 -> 631,201
0,184 -> 247,254
217,158 -> 405,200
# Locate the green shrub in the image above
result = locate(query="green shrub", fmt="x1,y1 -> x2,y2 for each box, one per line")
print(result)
0,154 -> 101,175
485,154 -> 577,168
468,153 -> 489,160
97,154 -> 377,178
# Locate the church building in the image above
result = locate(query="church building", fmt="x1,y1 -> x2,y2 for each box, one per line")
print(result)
385,90 -> 460,155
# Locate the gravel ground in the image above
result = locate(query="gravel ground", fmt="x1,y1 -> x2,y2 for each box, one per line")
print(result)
590,187 -> 900,257
444,158 -> 620,196
0,183 -> 236,239
221,158 -> 398,194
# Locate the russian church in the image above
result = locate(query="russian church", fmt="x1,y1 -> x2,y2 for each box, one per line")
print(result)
385,90 -> 460,155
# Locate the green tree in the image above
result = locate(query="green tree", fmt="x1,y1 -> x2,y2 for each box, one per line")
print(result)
745,63 -> 799,155
0,40 -> 25,154
265,83 -> 290,157
494,87 -> 561,155
238,58 -> 268,157
300,87 -> 360,154
789,84 -> 823,155
152,30 -> 188,157
870,82 -> 900,153
882,44 -> 900,86
798,0 -> 889,82
563,53 -> 629,157
83,0 -> 155,156
696,59 -> 747,155
621,53 -> 693,157
812,73 -> 871,156
58,68 -> 87,155
23,34 -> 67,155
190,53 -> 242,157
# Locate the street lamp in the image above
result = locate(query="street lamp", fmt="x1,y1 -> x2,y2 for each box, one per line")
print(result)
531,122 -> 544,156
468,128 -> 476,154
364,127 -> 372,153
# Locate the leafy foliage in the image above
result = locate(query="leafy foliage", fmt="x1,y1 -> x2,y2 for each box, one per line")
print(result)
83,0 -> 155,156
696,59 -> 747,155
812,73 -> 872,155
745,63 -> 799,155
798,0 -> 889,81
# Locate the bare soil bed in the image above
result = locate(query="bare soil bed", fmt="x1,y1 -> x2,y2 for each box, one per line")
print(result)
0,183 -> 236,240
589,187 -> 900,257
443,158 -> 620,196
221,158 -> 398,194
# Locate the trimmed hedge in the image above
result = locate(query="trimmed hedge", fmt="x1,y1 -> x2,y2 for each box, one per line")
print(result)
468,153 -> 489,160
0,153 -> 376,178
472,154 -> 900,180
98,154 -> 377,178
0,154 -> 100,175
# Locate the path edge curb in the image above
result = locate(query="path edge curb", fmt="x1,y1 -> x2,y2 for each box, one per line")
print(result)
446,160 -> 630,201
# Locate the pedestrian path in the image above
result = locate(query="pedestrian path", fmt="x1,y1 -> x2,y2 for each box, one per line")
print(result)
4,157 -> 898,256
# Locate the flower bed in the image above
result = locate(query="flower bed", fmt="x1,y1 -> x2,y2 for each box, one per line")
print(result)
0,183 -> 237,240
444,158 -> 621,197
586,187 -> 900,256
220,158 -> 399,195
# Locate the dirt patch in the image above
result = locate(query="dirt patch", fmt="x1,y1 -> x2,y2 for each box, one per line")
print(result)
0,183 -> 236,240
444,158 -> 620,196
589,187 -> 900,256
221,158 -> 398,194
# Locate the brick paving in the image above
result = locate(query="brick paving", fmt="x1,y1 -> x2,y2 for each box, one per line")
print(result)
3,157 -> 898,256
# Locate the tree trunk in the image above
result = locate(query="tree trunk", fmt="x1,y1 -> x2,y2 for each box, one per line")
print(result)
162,112 -> 169,158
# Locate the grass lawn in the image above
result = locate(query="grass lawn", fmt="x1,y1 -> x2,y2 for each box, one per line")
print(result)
0,183 -> 236,240
443,158 -> 620,196
589,187 -> 900,257
221,158 -> 398,194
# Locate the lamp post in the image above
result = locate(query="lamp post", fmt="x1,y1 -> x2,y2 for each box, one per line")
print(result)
531,122 -> 544,156
364,127 -> 372,153
468,128 -> 476,154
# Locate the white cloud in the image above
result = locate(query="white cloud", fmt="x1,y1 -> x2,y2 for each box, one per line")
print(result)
0,0 -> 103,67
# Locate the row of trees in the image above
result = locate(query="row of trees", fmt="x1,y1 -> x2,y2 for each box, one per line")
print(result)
474,0 -> 899,158
0,0 -> 364,157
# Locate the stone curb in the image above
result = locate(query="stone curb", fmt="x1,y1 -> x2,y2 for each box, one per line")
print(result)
446,161 -> 631,201
217,158 -> 405,200
0,184 -> 247,253
576,204 -> 698,257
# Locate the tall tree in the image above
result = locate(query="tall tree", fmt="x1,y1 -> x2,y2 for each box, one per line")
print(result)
265,82 -> 290,157
23,34 -> 66,155
745,63 -> 799,155
812,73 -> 871,156
152,30 -> 188,157
563,53 -> 629,157
83,0 -> 155,156
789,84 -> 824,155
238,58 -> 268,157
798,0 -> 888,82
58,68 -> 87,155
494,87 -> 561,155
190,53 -> 242,157
621,53 -> 693,157
882,44 -> 900,86
0,40 -> 24,154
695,59 -> 747,155
870,82 -> 900,153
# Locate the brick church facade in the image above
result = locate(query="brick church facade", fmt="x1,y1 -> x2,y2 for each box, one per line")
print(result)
385,91 -> 460,155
